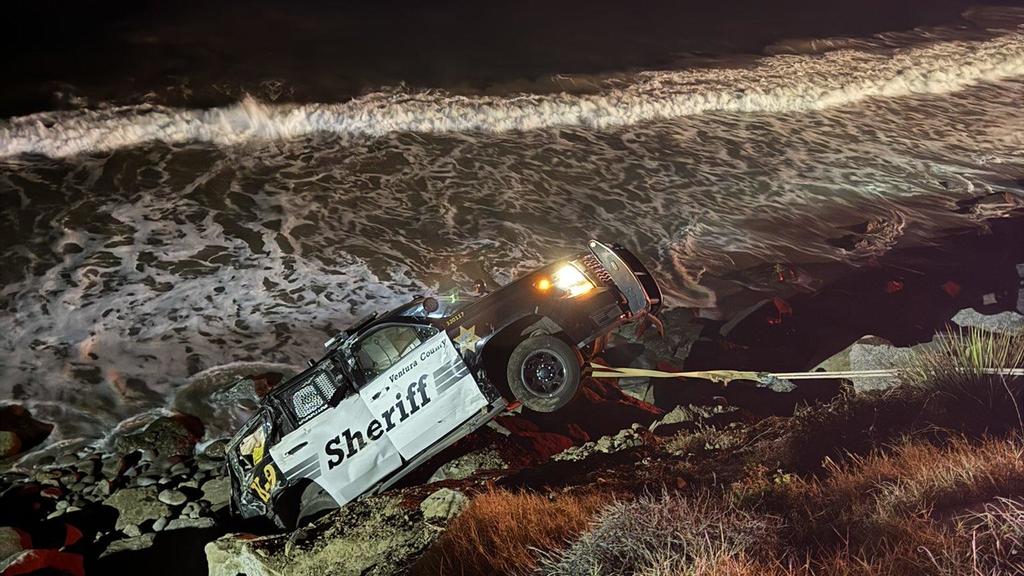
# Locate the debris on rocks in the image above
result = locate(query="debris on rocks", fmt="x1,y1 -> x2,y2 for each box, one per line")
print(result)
552,427 -> 646,462
428,449 -> 506,483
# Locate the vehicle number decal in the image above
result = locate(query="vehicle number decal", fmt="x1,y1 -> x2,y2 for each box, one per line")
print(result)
249,463 -> 277,502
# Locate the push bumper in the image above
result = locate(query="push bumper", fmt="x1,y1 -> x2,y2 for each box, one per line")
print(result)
586,240 -> 662,317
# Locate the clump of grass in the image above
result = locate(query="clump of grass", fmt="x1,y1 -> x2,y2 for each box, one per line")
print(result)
537,491 -> 780,576
533,437 -> 1024,576
925,496 -> 1024,575
900,327 -> 1024,432
410,490 -> 609,576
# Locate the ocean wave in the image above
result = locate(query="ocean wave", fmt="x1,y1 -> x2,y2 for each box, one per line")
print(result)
2,31 -> 1024,158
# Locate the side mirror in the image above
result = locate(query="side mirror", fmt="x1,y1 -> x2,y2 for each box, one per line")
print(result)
422,297 -> 439,314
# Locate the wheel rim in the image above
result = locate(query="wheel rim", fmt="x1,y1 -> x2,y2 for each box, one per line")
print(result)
521,349 -> 568,397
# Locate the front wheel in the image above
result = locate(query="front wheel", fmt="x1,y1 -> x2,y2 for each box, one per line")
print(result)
506,335 -> 582,412
295,483 -> 338,528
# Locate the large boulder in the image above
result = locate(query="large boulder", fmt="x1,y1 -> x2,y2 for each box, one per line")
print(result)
200,476 -> 231,511
0,405 -> 54,457
0,527 -> 30,564
0,549 -> 84,576
112,411 -> 204,458
103,487 -> 171,532
815,335 -> 925,392
0,433 -> 21,460
206,494 -> 439,576
951,308 -> 1024,335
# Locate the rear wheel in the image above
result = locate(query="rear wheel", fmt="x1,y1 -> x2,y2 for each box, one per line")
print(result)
506,334 -> 582,412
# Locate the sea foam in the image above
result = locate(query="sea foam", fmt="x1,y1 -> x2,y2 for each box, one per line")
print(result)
2,32 -> 1023,158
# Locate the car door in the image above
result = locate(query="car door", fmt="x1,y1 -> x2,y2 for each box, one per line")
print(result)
351,324 -> 489,460
268,359 -> 405,509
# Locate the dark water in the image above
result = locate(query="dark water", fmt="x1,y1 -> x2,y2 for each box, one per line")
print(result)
3,0 -> 1023,115
1,3 -> 1024,444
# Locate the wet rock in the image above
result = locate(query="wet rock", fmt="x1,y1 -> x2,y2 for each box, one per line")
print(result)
420,488 -> 469,524
1,549 -> 84,576
112,412 -> 204,458
157,489 -> 187,507
99,534 -> 156,559
14,438 -> 91,470
93,479 -> 112,498
169,462 -> 190,476
0,405 -> 53,457
428,448 -> 506,483
0,432 -> 22,459
815,335 -> 926,392
41,486 -> 63,499
201,439 -> 230,460
205,535 -> 278,576
100,455 -> 122,479
152,517 -> 168,532
200,476 -> 231,511
73,459 -> 98,477
165,517 -> 215,531
650,404 -> 738,434
553,428 -> 645,462
197,457 -> 225,473
103,487 -> 171,532
55,453 -> 78,467
135,475 -> 159,487
0,527 -> 31,563
952,308 -> 1024,335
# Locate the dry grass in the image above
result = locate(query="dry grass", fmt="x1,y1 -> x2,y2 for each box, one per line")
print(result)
537,491 -> 780,576
410,490 -> 610,576
530,437 -> 1024,576
417,330 -> 1024,575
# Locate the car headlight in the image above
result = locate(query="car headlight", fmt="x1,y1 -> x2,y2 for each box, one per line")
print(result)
551,263 -> 595,298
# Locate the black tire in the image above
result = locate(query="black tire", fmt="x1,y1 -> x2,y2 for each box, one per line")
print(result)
295,483 -> 338,528
506,334 -> 582,413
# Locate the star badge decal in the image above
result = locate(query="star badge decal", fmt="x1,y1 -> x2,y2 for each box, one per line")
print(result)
454,325 -> 481,355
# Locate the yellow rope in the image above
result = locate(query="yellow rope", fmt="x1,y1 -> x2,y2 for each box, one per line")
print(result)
589,364 -> 1024,384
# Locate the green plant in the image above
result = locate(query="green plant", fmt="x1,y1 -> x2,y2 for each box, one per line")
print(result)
900,327 -> 1024,433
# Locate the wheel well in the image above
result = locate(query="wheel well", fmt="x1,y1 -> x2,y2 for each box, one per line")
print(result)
480,315 -> 577,391
271,478 -> 312,529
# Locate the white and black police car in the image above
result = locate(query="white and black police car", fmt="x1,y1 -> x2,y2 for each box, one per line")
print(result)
227,240 -> 661,528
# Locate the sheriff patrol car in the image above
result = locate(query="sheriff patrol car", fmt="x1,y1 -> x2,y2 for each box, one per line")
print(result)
227,240 -> 661,528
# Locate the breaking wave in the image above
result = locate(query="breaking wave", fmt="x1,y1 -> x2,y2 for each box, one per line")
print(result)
2,31 -> 1024,158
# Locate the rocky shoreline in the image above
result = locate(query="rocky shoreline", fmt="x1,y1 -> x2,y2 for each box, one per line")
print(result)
2,218 -> 1022,575
3,305 -> 1021,575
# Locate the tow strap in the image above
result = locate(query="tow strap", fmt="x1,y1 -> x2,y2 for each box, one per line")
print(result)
590,364 -> 1024,384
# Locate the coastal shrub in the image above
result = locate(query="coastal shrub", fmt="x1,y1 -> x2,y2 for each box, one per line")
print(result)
537,491 -> 780,576
900,327 -> 1024,433
410,489 -> 608,576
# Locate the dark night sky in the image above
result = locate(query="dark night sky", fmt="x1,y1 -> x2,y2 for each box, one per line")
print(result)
5,0 -> 1023,116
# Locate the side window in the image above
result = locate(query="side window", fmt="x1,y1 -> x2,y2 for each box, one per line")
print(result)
352,324 -> 438,385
